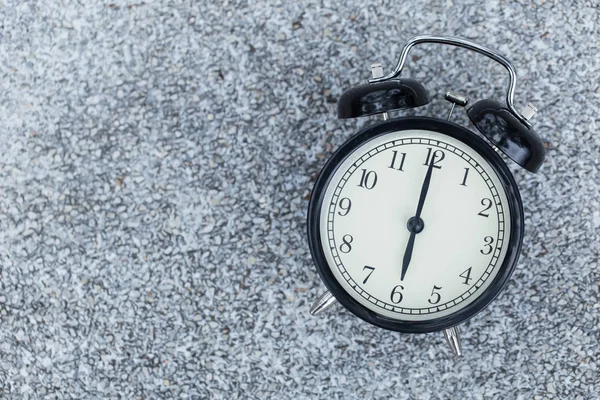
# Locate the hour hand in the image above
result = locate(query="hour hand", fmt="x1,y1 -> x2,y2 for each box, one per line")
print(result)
401,232 -> 416,281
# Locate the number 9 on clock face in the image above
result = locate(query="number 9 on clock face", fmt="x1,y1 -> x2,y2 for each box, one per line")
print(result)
307,118 -> 524,333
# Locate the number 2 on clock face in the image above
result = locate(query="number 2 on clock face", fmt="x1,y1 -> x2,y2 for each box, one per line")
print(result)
319,129 -> 511,322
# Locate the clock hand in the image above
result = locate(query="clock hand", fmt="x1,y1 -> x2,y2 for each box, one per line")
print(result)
401,232 -> 416,281
415,154 -> 436,219
401,154 -> 437,281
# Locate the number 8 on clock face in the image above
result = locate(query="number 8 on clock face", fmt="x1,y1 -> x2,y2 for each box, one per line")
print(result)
307,118 -> 524,333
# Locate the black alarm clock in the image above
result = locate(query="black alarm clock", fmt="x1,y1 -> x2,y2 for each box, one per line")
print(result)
307,35 -> 546,356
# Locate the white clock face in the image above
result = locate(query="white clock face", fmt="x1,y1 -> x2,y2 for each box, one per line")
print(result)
319,129 -> 512,321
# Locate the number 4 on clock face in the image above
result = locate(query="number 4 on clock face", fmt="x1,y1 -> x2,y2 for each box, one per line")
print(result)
460,267 -> 473,285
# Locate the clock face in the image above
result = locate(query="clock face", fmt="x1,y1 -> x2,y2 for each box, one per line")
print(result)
309,118 -> 523,332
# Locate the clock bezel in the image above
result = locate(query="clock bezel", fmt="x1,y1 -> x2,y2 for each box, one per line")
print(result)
307,116 -> 524,333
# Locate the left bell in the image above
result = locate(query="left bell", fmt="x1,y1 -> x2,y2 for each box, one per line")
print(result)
337,79 -> 430,119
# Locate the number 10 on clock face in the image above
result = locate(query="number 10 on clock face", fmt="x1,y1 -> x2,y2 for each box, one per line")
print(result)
310,124 -> 523,333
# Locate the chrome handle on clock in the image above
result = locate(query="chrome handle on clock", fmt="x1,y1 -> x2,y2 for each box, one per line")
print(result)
368,35 -> 532,127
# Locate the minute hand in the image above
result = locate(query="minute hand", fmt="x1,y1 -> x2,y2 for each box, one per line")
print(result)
400,155 -> 436,281
414,156 -> 436,219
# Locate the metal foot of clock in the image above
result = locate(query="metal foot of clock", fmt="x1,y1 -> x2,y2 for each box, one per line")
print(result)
309,291 -> 337,316
443,326 -> 462,357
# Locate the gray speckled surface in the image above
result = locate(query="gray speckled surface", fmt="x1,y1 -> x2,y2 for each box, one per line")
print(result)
0,0 -> 599,398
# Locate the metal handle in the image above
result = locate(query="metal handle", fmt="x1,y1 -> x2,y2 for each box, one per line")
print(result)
369,35 -> 532,127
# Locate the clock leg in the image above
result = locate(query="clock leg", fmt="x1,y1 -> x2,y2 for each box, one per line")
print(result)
443,326 -> 462,357
310,291 -> 337,316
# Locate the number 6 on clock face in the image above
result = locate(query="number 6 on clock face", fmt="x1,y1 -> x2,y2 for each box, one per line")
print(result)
307,118 -> 523,333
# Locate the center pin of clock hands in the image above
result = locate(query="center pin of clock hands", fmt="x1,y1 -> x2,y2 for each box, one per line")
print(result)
401,153 -> 437,281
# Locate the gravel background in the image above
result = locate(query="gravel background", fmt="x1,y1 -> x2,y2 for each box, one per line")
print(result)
0,0 -> 599,399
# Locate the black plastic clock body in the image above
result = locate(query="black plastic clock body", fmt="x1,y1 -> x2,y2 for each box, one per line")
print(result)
307,36 -> 546,356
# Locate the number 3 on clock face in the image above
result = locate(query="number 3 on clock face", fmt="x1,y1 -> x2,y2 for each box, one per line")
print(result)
307,118 -> 524,333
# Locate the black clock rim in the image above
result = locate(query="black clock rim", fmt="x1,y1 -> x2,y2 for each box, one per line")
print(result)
307,116 -> 524,334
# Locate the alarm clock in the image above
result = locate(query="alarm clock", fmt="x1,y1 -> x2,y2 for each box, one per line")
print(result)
307,35 -> 546,356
